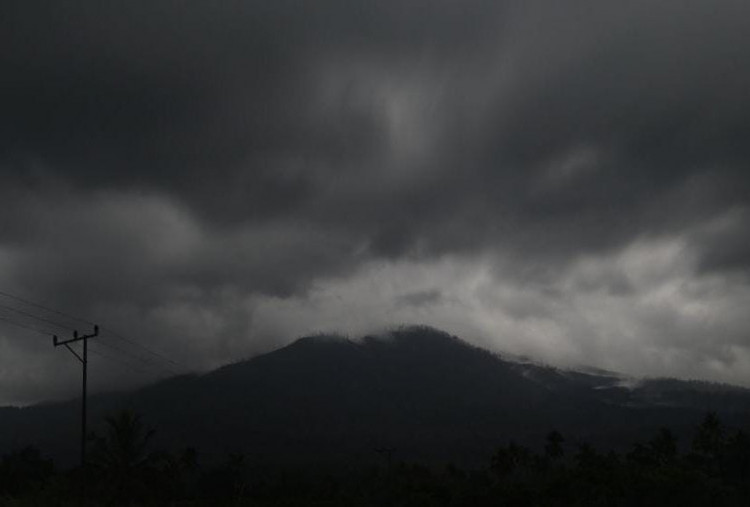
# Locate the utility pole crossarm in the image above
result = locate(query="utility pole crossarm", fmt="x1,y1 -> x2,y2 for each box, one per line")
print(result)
53,326 -> 99,347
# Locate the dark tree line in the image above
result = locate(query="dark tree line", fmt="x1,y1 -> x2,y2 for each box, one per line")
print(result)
2,410 -> 750,506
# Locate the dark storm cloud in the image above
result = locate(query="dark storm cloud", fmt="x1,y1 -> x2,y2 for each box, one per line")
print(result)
1,0 -> 506,219
4,1 -> 749,258
3,0 -> 750,403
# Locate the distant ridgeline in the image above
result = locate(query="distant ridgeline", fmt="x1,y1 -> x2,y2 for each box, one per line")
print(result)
2,326 -> 750,467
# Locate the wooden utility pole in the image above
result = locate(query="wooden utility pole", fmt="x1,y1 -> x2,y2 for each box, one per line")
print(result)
54,325 -> 98,503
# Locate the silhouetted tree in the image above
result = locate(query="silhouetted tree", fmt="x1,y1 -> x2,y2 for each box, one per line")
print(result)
651,427 -> 678,465
723,430 -> 750,500
0,445 -> 54,497
693,412 -> 726,459
544,430 -> 565,460
491,441 -> 531,480
89,409 -> 156,503
198,452 -> 249,503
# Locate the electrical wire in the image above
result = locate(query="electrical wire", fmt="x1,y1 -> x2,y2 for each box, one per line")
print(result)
88,347 -> 164,377
0,314 -> 55,336
0,289 -> 94,327
0,302 -> 75,332
94,339 -> 180,376
100,327 -> 182,368
0,287 -> 183,374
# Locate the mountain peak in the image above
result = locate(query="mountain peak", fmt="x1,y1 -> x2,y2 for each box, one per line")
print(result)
362,325 -> 467,348
288,333 -> 352,347
282,325 -> 472,356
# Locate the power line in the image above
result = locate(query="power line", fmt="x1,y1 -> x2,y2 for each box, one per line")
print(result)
0,302 -> 75,332
93,339 -> 179,376
0,287 -> 183,373
88,348 -> 163,377
0,290 -> 182,382
100,327 -> 182,368
96,337 -> 179,373
0,314 -> 55,336
0,289 -> 94,327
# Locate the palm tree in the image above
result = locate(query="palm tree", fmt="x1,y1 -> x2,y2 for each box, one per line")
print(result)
89,409 -> 156,503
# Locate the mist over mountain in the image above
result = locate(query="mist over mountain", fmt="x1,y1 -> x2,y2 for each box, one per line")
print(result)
2,326 -> 749,466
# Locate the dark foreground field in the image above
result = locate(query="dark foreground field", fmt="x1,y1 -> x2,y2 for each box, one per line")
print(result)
3,410 -> 750,506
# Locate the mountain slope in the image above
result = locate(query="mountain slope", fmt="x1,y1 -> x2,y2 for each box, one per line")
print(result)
2,326 -> 749,466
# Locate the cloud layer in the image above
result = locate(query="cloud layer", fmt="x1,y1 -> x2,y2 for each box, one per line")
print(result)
2,0 -> 750,404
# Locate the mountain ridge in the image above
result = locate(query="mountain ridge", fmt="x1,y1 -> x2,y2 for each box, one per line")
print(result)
2,325 -> 749,466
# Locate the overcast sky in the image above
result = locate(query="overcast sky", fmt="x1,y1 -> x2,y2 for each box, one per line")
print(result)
2,0 -> 750,405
